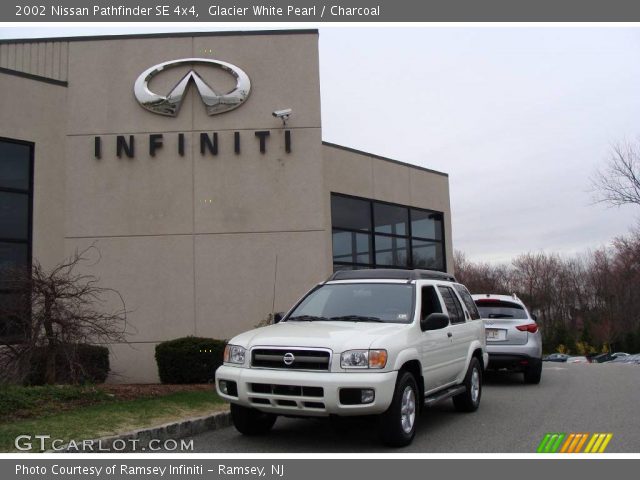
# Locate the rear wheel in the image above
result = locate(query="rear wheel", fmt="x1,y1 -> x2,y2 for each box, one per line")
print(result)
524,360 -> 542,384
379,371 -> 419,447
453,357 -> 482,412
230,404 -> 277,435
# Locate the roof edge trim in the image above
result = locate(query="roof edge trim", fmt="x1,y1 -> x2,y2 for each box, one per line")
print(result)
322,141 -> 449,178
0,28 -> 319,45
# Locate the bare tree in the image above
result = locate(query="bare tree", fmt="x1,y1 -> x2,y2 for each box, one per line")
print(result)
592,140 -> 640,207
0,246 -> 130,384
453,250 -> 511,294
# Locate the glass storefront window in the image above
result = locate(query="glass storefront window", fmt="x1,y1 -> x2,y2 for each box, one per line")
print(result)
0,141 -> 31,191
375,235 -> 408,267
0,138 -> 32,340
331,194 -> 446,272
374,203 -> 408,235
412,239 -> 444,270
332,230 -> 371,265
410,209 -> 443,240
330,195 -> 371,231
0,192 -> 29,240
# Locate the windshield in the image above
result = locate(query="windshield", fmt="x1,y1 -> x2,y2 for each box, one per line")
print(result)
475,300 -> 528,319
286,283 -> 414,323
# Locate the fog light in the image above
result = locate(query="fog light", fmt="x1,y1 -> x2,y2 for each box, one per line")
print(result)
361,389 -> 375,404
219,380 -> 229,394
218,380 -> 238,396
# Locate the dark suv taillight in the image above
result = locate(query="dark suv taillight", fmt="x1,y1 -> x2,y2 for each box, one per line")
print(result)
516,323 -> 538,333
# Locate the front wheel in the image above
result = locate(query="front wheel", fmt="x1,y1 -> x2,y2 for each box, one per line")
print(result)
230,403 -> 277,435
452,357 -> 482,412
379,371 -> 419,447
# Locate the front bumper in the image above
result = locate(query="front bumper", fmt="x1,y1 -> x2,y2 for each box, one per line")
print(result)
215,365 -> 398,417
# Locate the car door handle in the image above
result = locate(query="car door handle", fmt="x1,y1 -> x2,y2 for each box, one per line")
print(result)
447,332 -> 453,338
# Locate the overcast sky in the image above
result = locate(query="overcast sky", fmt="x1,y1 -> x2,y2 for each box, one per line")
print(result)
2,25 -> 639,264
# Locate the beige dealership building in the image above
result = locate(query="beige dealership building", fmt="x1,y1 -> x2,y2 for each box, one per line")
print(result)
0,30 -> 452,383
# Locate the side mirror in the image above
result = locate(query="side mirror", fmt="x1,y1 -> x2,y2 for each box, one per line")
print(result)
273,312 -> 285,324
531,314 -> 538,321
421,313 -> 450,331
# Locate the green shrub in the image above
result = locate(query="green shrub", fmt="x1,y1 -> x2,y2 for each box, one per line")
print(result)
155,337 -> 226,384
26,344 -> 110,386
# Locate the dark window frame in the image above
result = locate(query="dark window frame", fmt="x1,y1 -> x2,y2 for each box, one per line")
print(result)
0,137 -> 34,342
331,192 -> 446,272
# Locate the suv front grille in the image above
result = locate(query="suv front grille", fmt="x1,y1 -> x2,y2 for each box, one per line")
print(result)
251,348 -> 330,371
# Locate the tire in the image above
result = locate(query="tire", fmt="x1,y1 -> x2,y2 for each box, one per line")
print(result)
230,403 -> 277,435
452,357 -> 482,412
524,360 -> 542,384
379,371 -> 419,447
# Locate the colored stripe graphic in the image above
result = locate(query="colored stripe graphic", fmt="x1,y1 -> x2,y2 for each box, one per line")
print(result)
560,433 -> 575,453
536,433 -> 552,453
538,433 -> 613,453
597,433 -> 613,453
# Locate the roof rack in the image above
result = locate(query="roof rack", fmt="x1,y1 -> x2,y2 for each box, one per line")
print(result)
328,268 -> 457,282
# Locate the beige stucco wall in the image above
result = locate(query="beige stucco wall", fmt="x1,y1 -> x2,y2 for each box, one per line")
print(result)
1,30 -> 453,384
0,74 -> 67,270
61,31 -> 325,383
322,143 -> 454,274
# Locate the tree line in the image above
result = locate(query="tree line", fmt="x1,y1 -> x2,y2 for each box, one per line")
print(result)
454,229 -> 640,355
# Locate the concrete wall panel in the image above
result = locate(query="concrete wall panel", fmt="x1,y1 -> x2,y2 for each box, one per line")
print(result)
194,128 -> 325,233
64,134 -> 194,238
66,38 -> 193,135
64,235 -> 196,345
109,342 -> 160,384
194,230 -> 328,340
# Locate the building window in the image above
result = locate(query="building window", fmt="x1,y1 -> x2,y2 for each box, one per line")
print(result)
0,138 -> 33,340
331,193 -> 446,272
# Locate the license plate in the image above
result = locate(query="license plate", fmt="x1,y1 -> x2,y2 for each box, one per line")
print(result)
486,328 -> 506,341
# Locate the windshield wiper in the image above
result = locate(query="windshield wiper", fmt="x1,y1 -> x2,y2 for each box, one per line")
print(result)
329,315 -> 384,323
487,314 -> 514,319
286,315 -> 329,322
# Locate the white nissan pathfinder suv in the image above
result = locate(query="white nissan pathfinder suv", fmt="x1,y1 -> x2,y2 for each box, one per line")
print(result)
215,269 -> 488,447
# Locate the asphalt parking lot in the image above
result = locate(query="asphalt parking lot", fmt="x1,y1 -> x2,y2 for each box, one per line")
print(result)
185,363 -> 640,453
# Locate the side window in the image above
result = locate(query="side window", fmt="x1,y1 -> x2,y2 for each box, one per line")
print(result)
421,285 -> 443,320
453,284 -> 481,320
438,286 -> 464,324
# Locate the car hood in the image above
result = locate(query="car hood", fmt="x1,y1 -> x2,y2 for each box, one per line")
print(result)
229,320 -> 409,352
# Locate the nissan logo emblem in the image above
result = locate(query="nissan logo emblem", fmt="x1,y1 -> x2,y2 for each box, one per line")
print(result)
134,58 -> 251,117
283,352 -> 295,366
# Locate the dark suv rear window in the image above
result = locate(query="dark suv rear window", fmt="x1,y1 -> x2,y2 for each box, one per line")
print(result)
475,300 -> 528,319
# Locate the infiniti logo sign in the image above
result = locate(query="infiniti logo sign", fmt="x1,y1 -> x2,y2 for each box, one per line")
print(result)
283,352 -> 295,366
133,58 -> 251,117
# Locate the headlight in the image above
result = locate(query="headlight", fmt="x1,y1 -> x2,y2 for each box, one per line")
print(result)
223,344 -> 246,365
340,349 -> 387,369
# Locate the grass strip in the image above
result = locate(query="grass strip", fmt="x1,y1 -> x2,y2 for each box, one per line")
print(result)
0,390 -> 227,452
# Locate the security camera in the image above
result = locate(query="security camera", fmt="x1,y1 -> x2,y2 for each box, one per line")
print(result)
272,108 -> 292,118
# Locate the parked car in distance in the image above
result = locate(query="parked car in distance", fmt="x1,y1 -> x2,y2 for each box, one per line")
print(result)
625,354 -> 640,365
567,356 -> 590,364
609,353 -> 638,363
215,269 -> 488,447
611,352 -> 629,359
543,353 -> 570,362
590,352 -> 613,363
472,293 -> 542,384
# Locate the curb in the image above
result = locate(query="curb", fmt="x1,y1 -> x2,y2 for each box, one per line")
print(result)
56,409 -> 231,452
